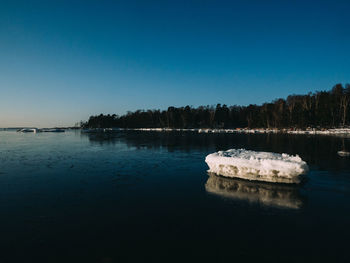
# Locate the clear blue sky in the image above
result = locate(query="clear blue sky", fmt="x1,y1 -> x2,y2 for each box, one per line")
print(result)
0,0 -> 349,127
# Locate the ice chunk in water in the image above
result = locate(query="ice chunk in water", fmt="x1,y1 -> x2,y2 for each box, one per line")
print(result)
205,149 -> 308,184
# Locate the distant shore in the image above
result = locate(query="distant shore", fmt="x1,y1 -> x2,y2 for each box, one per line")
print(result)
81,127 -> 350,136
3,127 -> 350,136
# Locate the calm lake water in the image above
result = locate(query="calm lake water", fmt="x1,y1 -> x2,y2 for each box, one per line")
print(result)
0,131 -> 349,262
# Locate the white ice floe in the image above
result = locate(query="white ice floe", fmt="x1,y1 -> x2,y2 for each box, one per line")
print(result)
205,173 -> 303,209
205,149 -> 308,184
17,128 -> 40,133
338,150 -> 350,157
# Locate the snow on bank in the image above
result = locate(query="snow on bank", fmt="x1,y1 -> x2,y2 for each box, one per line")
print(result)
130,127 -> 350,135
79,127 -> 350,139
82,127 -> 350,136
205,149 -> 308,184
198,128 -> 350,135
205,173 -> 303,209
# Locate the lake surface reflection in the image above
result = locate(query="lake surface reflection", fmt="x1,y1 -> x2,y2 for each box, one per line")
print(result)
205,173 -> 304,209
0,130 -> 349,262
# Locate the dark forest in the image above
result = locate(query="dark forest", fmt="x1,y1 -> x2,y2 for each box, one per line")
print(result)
82,84 -> 350,129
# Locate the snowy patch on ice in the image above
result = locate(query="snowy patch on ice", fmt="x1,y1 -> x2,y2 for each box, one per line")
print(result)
205,173 -> 303,209
205,149 -> 308,184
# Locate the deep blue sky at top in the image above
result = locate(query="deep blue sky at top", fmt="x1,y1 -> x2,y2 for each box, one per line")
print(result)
0,0 -> 349,127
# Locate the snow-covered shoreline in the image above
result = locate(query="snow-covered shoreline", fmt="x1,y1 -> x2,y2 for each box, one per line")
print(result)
82,127 -> 350,136
205,149 -> 309,184
198,127 -> 350,135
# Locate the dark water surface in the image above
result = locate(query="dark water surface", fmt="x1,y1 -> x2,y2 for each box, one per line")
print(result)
0,131 -> 349,262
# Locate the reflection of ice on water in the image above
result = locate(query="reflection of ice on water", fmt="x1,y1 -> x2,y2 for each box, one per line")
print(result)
338,138 -> 350,157
205,149 -> 308,184
205,173 -> 304,209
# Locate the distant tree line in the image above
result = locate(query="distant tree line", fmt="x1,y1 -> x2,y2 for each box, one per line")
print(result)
82,84 -> 350,129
